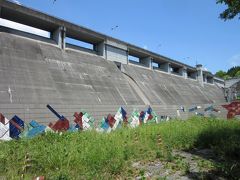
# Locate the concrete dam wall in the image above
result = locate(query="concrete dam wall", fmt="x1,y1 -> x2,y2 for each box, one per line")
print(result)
0,0 -> 227,123
0,32 -> 226,123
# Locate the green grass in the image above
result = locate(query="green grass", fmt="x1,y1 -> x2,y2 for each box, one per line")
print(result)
0,117 -> 240,179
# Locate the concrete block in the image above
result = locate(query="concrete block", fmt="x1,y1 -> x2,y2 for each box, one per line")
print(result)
0,113 -> 11,141
222,101 -> 240,119
189,106 -> 201,112
20,120 -> 46,138
10,115 -> 24,139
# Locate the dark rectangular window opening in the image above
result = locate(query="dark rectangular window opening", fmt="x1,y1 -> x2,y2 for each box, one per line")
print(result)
128,55 -> 150,68
128,55 -> 140,63
187,72 -> 197,80
171,67 -> 180,75
0,18 -> 50,38
153,62 -> 169,73
207,76 -> 214,84
65,37 -> 94,51
152,62 -> 159,68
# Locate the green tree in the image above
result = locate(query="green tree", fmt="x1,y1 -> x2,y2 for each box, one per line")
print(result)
217,0 -> 240,20
227,66 -> 240,77
223,74 -> 232,80
215,66 -> 240,79
235,70 -> 240,77
215,70 -> 227,78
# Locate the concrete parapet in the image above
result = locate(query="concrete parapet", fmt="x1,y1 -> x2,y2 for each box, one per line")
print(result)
106,45 -> 128,64
179,67 -> 187,78
106,39 -> 128,51
196,64 -> 204,86
213,77 -> 225,87
161,62 -> 171,73
51,26 -> 66,49
140,56 -> 152,69
105,39 -> 128,64
94,41 -> 105,57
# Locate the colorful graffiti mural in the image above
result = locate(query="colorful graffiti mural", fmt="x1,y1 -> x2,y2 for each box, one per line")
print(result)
222,101 -> 240,119
0,113 -> 11,141
0,104 -> 225,141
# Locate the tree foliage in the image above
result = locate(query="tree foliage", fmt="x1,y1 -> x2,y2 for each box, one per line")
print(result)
215,70 -> 227,78
235,70 -> 240,77
217,0 -> 240,20
227,66 -> 240,77
215,66 -> 240,79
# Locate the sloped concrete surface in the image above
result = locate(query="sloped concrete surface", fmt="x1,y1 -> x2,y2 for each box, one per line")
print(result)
0,32 -> 227,123
123,64 -> 225,105
0,32 -> 143,122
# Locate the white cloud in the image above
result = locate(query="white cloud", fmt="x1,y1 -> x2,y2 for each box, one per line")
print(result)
0,18 -> 50,38
228,54 -> 240,67
143,45 -> 148,50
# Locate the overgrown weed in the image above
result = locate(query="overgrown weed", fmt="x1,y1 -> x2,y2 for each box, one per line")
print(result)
0,117 -> 240,179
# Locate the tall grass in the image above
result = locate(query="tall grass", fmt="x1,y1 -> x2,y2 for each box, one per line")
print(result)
0,117 -> 240,179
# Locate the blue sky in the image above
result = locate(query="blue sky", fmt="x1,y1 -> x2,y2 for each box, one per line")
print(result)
2,0 -> 240,73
